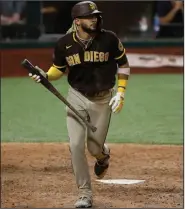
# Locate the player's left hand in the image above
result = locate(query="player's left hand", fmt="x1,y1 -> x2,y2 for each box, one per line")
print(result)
109,92 -> 124,113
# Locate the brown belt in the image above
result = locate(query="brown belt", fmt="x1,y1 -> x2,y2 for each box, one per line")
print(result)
77,89 -> 110,97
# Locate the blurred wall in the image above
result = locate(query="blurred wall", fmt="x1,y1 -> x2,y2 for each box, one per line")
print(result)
1,44 -> 183,77
0,1 -> 156,39
95,1 -> 153,36
48,1 -> 154,36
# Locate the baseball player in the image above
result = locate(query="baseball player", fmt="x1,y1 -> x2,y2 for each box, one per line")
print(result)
29,1 -> 130,208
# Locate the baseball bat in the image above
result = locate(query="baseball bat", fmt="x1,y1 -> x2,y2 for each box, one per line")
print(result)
21,59 -> 97,132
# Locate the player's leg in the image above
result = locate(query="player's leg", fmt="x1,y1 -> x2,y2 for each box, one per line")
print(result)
66,88 -> 93,207
86,91 -> 112,178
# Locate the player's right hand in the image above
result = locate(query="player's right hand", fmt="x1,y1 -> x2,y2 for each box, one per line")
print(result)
109,92 -> 124,113
28,66 -> 47,83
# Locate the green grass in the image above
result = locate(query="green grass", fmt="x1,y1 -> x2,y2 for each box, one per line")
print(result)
1,74 -> 183,144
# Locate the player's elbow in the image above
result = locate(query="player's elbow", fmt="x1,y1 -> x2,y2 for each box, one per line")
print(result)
119,62 -> 130,69
47,66 -> 64,81
47,74 -> 63,81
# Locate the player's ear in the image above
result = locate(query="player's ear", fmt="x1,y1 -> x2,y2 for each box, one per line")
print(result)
75,18 -> 80,26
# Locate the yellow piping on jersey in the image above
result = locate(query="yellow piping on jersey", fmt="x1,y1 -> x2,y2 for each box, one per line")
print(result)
115,48 -> 125,60
53,64 -> 67,69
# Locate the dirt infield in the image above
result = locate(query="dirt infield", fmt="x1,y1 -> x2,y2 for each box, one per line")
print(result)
1,143 -> 183,208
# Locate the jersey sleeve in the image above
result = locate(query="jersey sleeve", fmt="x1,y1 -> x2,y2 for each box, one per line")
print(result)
111,33 -> 128,66
52,39 -> 67,72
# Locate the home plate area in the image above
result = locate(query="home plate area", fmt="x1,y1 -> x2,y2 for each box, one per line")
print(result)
2,143 -> 183,208
96,179 -> 145,185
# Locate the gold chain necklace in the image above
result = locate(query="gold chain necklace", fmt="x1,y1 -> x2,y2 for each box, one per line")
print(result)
76,32 -> 93,49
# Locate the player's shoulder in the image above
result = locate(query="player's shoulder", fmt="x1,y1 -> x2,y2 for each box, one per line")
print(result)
55,33 -> 73,48
101,29 -> 119,40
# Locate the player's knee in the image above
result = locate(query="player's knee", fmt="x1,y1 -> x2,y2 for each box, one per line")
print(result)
69,141 -> 85,154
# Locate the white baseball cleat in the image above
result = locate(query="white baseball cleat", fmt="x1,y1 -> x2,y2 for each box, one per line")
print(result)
75,196 -> 93,208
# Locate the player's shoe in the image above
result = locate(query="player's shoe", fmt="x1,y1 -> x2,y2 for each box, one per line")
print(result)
75,196 -> 93,208
94,144 -> 110,179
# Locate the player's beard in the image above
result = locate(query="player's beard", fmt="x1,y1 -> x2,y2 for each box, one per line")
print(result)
81,22 -> 97,34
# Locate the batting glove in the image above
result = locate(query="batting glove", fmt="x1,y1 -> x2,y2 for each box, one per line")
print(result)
109,92 -> 124,113
28,66 -> 47,83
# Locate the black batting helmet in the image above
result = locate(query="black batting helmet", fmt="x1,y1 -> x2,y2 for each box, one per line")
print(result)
71,1 -> 102,20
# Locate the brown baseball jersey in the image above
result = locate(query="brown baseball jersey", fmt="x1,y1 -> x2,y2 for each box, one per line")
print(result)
53,29 -> 128,95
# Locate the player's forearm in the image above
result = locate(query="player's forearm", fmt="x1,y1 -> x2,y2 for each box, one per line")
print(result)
46,66 -> 64,81
109,63 -> 130,113
117,63 -> 130,95
159,7 -> 179,24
